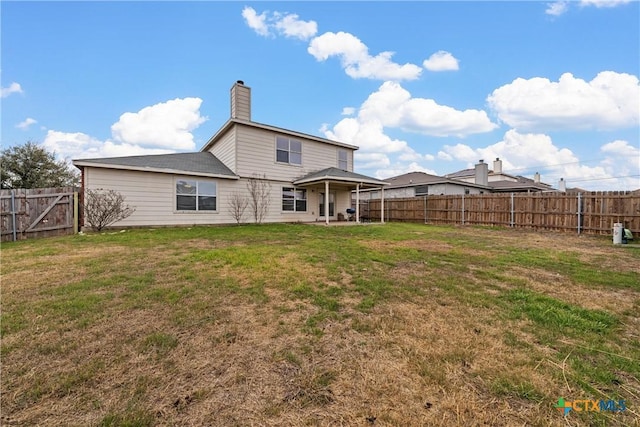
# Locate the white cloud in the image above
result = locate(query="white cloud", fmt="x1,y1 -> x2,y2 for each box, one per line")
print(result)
242,7 -> 317,40
423,51 -> 459,71
16,117 -> 37,130
308,32 -> 422,81
580,0 -> 632,8
354,152 -> 390,169
274,12 -> 318,40
111,97 -> 207,150
374,162 -> 438,180
437,129 -> 638,190
341,107 -> 356,116
324,115 -> 410,154
398,148 -> 424,162
546,1 -> 570,16
43,130 -> 174,163
358,81 -> 497,137
437,151 -> 453,161
546,0 -> 630,16
323,82 -> 497,181
487,71 -> 640,131
1,82 -> 23,98
242,7 -> 270,37
601,139 -> 640,157
599,140 -> 640,189
42,97 -> 207,162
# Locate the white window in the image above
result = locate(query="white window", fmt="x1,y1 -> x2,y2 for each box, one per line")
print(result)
415,185 -> 428,196
338,149 -> 348,170
176,179 -> 217,211
276,136 -> 302,165
282,187 -> 307,212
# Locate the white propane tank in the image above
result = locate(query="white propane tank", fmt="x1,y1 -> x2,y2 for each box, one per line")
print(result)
613,223 -> 623,244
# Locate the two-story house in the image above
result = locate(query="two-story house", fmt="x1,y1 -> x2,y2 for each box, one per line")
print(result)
73,81 -> 388,228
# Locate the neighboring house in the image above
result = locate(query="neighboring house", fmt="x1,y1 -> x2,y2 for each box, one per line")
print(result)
73,81 -> 388,228
445,158 -> 555,193
356,171 -> 491,200
357,158 -> 556,201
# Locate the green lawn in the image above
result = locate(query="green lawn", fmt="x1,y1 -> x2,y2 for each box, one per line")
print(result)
1,223 -> 639,426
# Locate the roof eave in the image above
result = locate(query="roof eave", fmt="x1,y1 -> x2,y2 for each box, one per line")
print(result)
200,119 -> 359,152
294,175 -> 389,187
72,161 -> 239,179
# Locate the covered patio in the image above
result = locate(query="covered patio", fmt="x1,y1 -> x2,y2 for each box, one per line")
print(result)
293,167 -> 389,225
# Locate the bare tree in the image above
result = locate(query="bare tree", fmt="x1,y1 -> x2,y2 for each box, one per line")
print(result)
227,192 -> 249,224
247,175 -> 271,224
83,188 -> 135,231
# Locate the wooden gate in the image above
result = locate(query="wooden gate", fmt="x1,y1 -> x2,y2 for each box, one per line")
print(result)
0,187 -> 78,242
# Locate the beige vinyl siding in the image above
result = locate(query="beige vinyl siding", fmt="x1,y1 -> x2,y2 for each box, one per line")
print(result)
83,168 -> 349,227
84,168 -> 237,227
208,127 -> 237,173
234,125 -> 356,180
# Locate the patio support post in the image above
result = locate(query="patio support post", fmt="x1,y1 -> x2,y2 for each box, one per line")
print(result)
325,180 -> 330,225
381,187 -> 385,224
356,183 -> 360,223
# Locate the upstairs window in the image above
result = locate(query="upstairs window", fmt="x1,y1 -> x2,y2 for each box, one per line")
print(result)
282,187 -> 307,212
338,149 -> 348,170
276,136 -> 302,165
176,179 -> 217,211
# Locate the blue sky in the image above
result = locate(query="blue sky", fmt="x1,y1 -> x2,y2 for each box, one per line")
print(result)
2,1 -> 639,190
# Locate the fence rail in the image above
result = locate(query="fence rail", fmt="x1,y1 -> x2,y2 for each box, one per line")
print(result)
1,187 -> 78,242
359,192 -> 640,235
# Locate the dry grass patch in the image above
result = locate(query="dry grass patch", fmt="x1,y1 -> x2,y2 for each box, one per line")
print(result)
1,223 -> 638,426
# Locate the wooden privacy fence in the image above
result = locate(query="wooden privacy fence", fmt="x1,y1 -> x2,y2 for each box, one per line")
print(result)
359,192 -> 640,235
1,187 -> 78,242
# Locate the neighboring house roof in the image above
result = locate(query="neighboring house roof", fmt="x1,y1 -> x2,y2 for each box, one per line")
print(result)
444,168 -> 476,179
293,167 -> 388,187
384,171 -> 490,190
73,152 -> 238,179
489,181 -> 554,192
444,167 -> 556,192
200,118 -> 359,153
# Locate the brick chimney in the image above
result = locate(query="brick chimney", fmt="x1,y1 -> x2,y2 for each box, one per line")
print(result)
475,159 -> 489,186
230,80 -> 251,121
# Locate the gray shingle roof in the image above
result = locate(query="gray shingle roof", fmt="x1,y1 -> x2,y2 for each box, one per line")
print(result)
294,167 -> 388,186
73,152 -> 237,178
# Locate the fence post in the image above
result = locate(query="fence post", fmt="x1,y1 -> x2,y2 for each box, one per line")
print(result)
577,192 -> 582,235
424,196 -> 427,224
510,193 -> 515,228
11,189 -> 17,242
73,191 -> 79,234
461,194 -> 465,225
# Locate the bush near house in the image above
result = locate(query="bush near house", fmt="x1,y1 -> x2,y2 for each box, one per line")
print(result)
1,223 -> 638,426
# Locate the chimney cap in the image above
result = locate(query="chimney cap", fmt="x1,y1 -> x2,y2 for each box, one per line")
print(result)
236,80 -> 244,85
